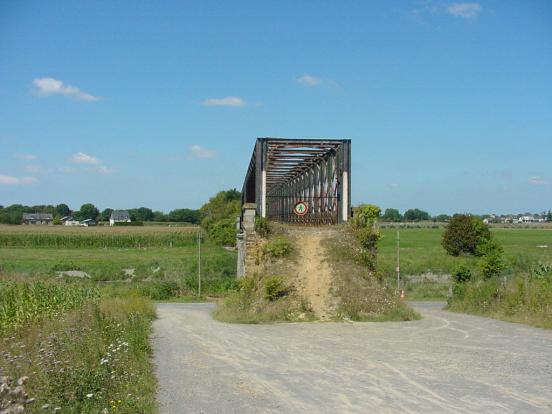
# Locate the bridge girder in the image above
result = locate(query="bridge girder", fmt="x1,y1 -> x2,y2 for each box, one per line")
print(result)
241,138 -> 351,225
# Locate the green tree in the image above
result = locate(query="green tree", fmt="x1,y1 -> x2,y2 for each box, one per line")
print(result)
75,203 -> 99,221
168,208 -> 200,223
382,208 -> 402,222
153,211 -> 167,222
433,214 -> 451,222
350,204 -> 382,272
55,203 -> 71,218
0,204 -> 25,224
129,207 -> 154,222
442,214 -> 491,256
547,210 -> 552,222
200,189 -> 241,245
403,208 -> 430,222
100,208 -> 113,221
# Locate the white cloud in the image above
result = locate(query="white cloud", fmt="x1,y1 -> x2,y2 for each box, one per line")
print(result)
189,144 -> 216,159
0,174 -> 37,185
296,74 -> 322,87
67,152 -> 114,173
15,153 -> 37,160
201,96 -> 246,107
528,176 -> 548,185
71,152 -> 100,165
447,3 -> 482,18
32,77 -> 101,102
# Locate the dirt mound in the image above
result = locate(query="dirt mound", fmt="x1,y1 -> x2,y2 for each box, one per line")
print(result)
288,228 -> 338,320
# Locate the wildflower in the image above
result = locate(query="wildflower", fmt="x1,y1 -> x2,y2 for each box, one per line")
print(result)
86,393 -> 94,398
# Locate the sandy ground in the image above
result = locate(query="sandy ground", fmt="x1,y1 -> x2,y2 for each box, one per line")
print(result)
294,230 -> 332,319
153,302 -> 552,413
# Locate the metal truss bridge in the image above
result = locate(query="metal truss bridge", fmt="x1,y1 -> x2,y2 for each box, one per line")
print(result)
241,138 -> 351,225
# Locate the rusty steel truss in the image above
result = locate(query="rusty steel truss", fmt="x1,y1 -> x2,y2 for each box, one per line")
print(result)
241,138 -> 351,225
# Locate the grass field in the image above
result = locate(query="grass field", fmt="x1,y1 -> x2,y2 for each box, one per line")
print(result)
378,227 -> 552,276
376,227 -> 552,299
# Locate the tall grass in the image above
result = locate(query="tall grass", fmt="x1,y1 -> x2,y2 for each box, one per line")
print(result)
447,273 -> 552,328
0,279 -> 100,332
0,279 -> 157,413
0,231 -> 198,248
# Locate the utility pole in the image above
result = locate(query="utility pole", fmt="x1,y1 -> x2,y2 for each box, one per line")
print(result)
198,230 -> 202,298
396,230 -> 400,291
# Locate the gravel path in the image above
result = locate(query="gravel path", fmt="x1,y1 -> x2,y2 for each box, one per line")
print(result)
153,302 -> 552,413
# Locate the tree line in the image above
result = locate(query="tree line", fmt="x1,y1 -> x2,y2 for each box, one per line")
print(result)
0,203 -> 201,224
380,208 -> 440,222
380,208 -> 552,223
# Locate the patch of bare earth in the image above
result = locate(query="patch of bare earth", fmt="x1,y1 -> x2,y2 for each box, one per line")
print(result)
293,230 -> 334,320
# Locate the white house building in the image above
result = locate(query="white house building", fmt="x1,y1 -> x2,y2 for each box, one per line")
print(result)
110,210 -> 131,226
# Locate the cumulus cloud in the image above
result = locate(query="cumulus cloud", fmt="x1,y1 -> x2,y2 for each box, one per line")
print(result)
32,77 -> 101,102
15,153 -> 37,160
447,3 -> 482,18
0,174 -> 37,185
189,144 -> 216,159
71,152 -> 100,165
201,96 -> 246,107
528,176 -> 548,185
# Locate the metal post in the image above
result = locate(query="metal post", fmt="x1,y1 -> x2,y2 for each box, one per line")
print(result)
396,230 -> 400,291
198,230 -> 202,297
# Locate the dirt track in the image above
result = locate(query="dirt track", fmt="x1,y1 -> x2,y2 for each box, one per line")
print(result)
294,230 -> 333,319
153,302 -> 552,413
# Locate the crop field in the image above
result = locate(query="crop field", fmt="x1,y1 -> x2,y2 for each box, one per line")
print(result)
0,225 -> 237,299
0,224 -> 199,248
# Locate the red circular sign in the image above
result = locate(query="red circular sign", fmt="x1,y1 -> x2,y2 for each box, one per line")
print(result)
294,201 -> 309,216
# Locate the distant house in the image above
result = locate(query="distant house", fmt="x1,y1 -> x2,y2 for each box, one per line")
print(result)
110,210 -> 131,226
64,219 -> 81,226
80,219 -> 97,227
22,213 -> 53,225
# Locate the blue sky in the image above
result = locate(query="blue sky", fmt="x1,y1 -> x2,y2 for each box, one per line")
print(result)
0,1 -> 551,214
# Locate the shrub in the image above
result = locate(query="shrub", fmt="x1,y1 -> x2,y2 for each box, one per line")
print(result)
262,237 -> 293,258
452,264 -> 472,284
206,217 -> 237,246
264,276 -> 288,301
442,214 -> 491,256
254,217 -> 271,238
532,262 -> 552,280
475,238 -> 506,280
479,250 -> 506,280
350,204 -> 381,271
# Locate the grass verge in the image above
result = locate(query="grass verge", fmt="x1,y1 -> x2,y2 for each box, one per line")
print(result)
323,228 -> 420,322
1,277 -> 157,413
447,274 -> 552,329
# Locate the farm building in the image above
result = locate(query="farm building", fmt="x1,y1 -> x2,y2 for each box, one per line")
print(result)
22,213 -> 53,225
110,210 -> 131,226
80,219 -> 97,227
